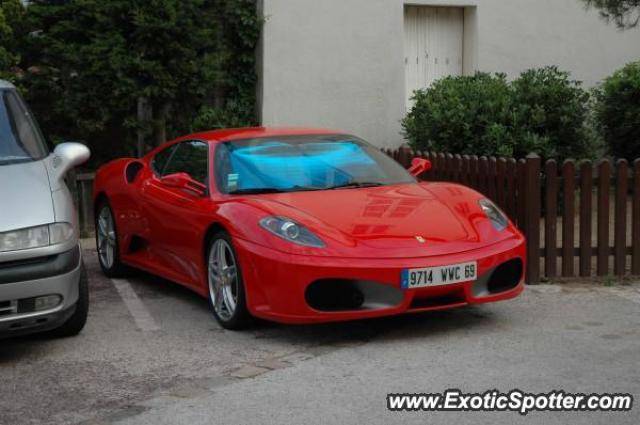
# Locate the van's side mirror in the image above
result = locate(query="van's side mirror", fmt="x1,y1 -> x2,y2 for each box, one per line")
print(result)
408,157 -> 432,177
50,142 -> 91,186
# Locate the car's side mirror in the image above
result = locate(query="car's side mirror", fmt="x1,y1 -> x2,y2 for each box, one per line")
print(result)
51,142 -> 91,185
161,172 -> 207,196
408,157 -> 432,177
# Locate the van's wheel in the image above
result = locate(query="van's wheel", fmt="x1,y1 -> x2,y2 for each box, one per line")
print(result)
50,262 -> 89,338
207,231 -> 251,330
95,199 -> 127,277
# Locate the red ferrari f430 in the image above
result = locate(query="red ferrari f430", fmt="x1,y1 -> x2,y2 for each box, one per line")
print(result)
93,128 -> 525,329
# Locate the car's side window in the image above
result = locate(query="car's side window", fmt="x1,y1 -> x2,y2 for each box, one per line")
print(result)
163,140 -> 209,184
151,144 -> 177,176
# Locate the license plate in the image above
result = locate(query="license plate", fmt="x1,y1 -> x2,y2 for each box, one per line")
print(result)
401,261 -> 477,289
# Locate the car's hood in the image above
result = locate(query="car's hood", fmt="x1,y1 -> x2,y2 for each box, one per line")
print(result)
246,182 -> 509,258
0,160 -> 54,233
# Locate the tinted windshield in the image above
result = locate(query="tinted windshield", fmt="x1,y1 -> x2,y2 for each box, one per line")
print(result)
0,89 -> 48,165
214,135 -> 415,194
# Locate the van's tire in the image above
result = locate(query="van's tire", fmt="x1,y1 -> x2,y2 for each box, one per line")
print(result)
50,262 -> 89,338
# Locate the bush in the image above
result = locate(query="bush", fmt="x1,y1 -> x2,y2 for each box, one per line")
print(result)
595,61 -> 640,161
402,67 -> 597,160
402,72 -> 515,157
511,67 -> 595,159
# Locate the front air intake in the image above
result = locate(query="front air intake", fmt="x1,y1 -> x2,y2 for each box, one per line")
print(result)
305,279 -> 403,312
305,279 -> 365,311
486,259 -> 523,294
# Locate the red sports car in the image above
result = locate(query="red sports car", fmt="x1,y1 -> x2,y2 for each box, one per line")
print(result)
93,128 -> 525,329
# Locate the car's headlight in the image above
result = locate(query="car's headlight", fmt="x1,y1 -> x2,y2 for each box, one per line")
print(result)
479,199 -> 508,231
0,223 -> 75,252
259,216 -> 325,248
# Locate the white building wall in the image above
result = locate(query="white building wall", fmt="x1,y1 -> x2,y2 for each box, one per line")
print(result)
259,0 -> 640,148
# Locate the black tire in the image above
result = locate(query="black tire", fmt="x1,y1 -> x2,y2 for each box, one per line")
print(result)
95,199 -> 128,277
50,262 -> 89,338
206,231 -> 251,330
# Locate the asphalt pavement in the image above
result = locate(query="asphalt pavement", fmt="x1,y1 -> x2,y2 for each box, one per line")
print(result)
1,246 -> 639,425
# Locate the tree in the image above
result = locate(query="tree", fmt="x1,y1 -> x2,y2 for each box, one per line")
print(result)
595,61 -> 640,161
0,0 -> 25,82
583,0 -> 640,29
21,0 -> 259,161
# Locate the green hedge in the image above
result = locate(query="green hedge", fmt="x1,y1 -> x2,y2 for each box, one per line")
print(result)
595,60 -> 640,162
402,67 -> 598,160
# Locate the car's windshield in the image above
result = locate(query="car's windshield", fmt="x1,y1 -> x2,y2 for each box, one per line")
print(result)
0,89 -> 48,166
214,134 -> 415,194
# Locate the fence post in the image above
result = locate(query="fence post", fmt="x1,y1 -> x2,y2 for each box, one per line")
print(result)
398,147 -> 411,168
461,155 -> 471,186
478,156 -> 488,195
453,154 -> 462,182
487,157 -> 497,202
524,154 -> 541,284
597,160 -> 611,276
633,159 -> 640,275
496,158 -> 507,211
436,153 -> 446,181
75,173 -> 95,237
469,155 -> 479,189
517,159 -> 527,231
506,159 -> 517,220
445,153 -> 454,181
544,160 -> 558,280
614,159 -> 628,277
562,160 -> 576,277
579,161 -> 593,277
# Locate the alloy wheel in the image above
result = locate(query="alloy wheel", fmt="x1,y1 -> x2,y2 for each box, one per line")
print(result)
208,239 -> 239,321
97,206 -> 116,269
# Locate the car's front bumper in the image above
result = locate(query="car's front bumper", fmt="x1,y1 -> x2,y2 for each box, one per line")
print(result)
234,236 -> 526,324
0,245 -> 82,337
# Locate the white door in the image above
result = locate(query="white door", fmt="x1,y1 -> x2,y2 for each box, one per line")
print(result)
404,6 -> 464,110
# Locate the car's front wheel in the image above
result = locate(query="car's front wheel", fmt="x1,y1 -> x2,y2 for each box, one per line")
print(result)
207,231 -> 251,330
95,199 -> 127,277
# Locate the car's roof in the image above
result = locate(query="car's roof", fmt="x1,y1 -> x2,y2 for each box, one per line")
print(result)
0,80 -> 15,89
177,127 -> 346,144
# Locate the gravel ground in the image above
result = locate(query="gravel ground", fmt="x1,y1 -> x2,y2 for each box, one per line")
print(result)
1,248 -> 638,425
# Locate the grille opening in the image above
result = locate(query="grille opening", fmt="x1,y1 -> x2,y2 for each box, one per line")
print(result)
305,279 -> 365,312
18,298 -> 36,314
487,259 -> 523,294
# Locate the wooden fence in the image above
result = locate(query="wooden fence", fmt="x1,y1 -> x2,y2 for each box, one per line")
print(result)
69,172 -> 96,239
71,148 -> 640,284
385,148 -> 640,283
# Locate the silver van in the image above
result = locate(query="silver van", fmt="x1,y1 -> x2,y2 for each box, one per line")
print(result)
0,79 -> 90,337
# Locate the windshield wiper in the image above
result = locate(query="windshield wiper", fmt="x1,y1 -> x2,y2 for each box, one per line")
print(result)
228,188 -> 286,195
228,186 -> 322,195
326,182 -> 385,190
